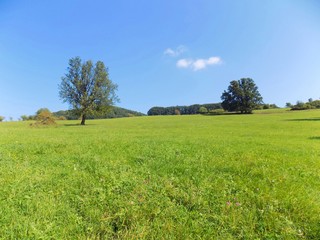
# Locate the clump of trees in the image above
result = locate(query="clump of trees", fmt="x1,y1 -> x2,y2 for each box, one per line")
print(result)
20,115 -> 35,121
221,78 -> 263,114
290,99 -> 320,110
147,103 -> 222,116
0,116 -> 4,122
59,57 -> 119,125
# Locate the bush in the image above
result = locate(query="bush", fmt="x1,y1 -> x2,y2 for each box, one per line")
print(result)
199,107 -> 208,114
309,100 -> 320,108
0,116 -> 4,122
20,115 -> 29,121
260,104 -> 278,110
291,101 -> 312,111
57,116 -> 67,120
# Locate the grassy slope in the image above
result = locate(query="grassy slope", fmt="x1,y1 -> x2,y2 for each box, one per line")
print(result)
0,109 -> 319,239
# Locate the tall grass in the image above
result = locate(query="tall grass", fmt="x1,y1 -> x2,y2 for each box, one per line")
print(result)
0,109 -> 319,239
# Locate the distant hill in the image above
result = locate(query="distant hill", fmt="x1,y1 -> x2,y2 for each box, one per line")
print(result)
53,106 -> 145,120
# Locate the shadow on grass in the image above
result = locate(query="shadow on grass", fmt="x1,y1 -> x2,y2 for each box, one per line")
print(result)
63,123 -> 81,127
62,121 -> 97,127
286,117 -> 320,122
309,136 -> 320,140
63,123 -> 96,127
201,112 -> 244,117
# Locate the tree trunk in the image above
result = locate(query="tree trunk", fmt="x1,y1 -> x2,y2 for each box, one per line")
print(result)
81,114 -> 86,125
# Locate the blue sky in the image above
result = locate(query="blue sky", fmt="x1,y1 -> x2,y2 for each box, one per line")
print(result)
1,0 -> 320,119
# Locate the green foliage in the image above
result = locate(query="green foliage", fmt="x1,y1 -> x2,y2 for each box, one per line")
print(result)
57,116 -> 67,120
260,103 -> 279,110
310,100 -> 320,108
104,106 -> 145,118
53,106 -> 145,120
286,102 -> 293,108
20,115 -> 29,121
147,103 -> 222,115
290,99 -> 320,110
291,101 -> 310,110
221,78 -> 263,114
36,108 -> 50,115
0,110 -> 320,238
20,115 -> 35,121
198,106 -> 208,114
0,116 -> 4,122
59,57 -> 119,125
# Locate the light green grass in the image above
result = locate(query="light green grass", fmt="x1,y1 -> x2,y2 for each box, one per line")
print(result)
0,109 -> 319,239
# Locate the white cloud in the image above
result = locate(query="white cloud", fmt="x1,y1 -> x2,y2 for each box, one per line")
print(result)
164,45 -> 187,57
164,48 -> 175,56
176,56 -> 222,71
176,59 -> 192,68
193,59 -> 207,71
207,57 -> 221,65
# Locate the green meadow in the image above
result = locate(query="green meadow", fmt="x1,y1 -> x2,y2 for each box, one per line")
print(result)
0,109 -> 319,239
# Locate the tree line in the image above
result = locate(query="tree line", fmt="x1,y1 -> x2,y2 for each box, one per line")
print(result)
147,103 -> 222,116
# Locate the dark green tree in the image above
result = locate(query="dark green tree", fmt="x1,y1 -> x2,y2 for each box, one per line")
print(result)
59,57 -> 118,125
285,102 -> 292,108
221,78 -> 263,114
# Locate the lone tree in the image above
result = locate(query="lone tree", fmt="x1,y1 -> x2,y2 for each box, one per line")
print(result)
221,78 -> 263,114
59,57 -> 118,125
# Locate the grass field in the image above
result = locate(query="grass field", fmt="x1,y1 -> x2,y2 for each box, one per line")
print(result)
0,109 -> 319,239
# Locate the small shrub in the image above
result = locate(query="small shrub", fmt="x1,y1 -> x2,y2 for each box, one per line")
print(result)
57,116 -> 67,120
199,107 -> 208,114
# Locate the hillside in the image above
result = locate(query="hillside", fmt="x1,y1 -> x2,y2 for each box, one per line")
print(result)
53,106 -> 145,120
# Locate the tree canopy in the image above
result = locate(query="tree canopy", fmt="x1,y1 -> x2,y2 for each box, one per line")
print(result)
221,78 -> 263,114
59,57 -> 118,125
